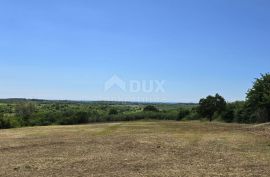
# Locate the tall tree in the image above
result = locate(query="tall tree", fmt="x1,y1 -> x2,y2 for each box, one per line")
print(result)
246,73 -> 270,122
198,94 -> 226,121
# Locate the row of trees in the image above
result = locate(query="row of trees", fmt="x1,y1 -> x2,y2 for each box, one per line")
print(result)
194,73 -> 270,123
0,73 -> 269,129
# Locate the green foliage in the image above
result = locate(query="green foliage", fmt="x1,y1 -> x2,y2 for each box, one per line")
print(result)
0,114 -> 20,129
1,73 -> 270,130
0,113 -> 10,129
198,94 -> 226,121
246,73 -> 270,122
177,108 -> 190,121
143,105 -> 159,112
109,108 -> 118,115
15,102 -> 36,125
224,101 -> 250,123
221,104 -> 235,123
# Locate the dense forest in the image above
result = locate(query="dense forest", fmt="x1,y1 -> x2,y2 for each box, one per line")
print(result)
0,73 -> 269,129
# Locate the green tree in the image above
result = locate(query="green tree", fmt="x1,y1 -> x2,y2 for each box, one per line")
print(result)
74,111 -> 89,124
221,104 -> 235,123
0,113 -> 11,129
109,108 -> 118,115
143,105 -> 159,112
15,102 -> 36,125
177,108 -> 190,121
198,94 -> 226,121
246,73 -> 270,122
0,113 -> 4,128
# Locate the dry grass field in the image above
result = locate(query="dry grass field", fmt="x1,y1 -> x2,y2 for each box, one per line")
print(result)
0,121 -> 270,177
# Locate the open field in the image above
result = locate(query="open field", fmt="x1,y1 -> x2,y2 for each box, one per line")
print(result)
0,121 -> 270,177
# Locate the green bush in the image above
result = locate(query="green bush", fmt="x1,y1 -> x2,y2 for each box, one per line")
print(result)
143,105 -> 159,112
109,108 -> 118,115
246,73 -> 270,123
177,108 -> 190,121
0,115 -> 21,129
0,114 -> 11,129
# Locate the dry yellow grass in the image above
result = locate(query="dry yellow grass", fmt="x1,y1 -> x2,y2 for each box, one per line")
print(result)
0,121 -> 270,177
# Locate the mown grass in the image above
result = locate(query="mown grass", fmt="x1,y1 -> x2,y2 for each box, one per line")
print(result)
0,121 -> 270,177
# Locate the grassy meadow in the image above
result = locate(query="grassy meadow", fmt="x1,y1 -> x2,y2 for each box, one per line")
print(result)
0,120 -> 270,177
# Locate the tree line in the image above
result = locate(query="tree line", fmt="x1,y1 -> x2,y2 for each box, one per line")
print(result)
0,73 -> 269,129
195,73 -> 270,123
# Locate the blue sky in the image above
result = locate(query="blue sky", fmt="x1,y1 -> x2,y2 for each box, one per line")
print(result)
0,0 -> 269,102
